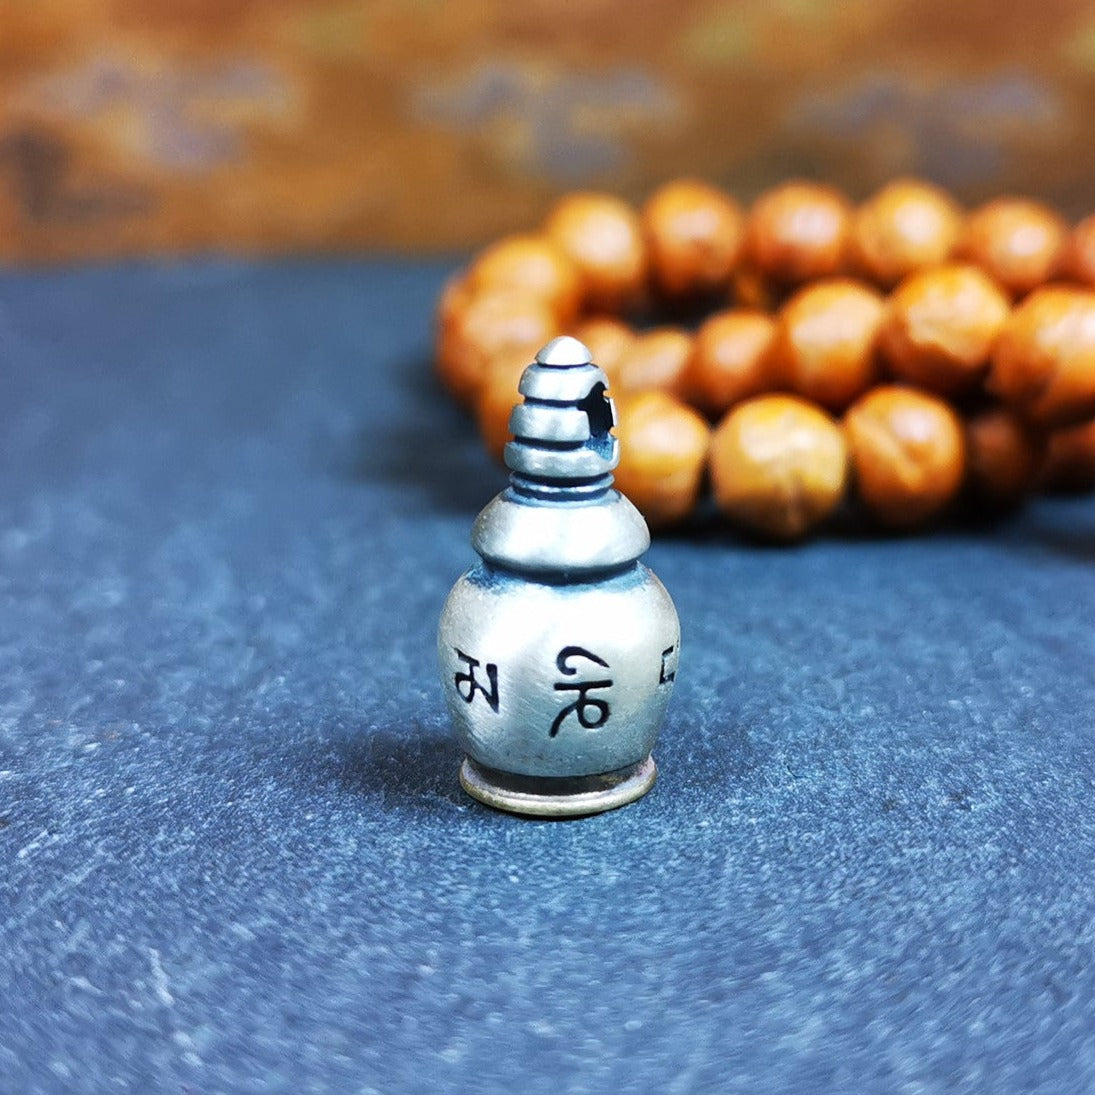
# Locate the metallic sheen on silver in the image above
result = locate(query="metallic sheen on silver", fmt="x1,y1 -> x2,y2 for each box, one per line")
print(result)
438,336 -> 680,817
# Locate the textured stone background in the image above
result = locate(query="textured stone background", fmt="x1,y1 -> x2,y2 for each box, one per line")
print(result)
3,1 -> 1095,261
2,259 -> 1094,1092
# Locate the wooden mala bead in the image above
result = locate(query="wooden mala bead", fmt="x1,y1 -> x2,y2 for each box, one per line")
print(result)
989,286 -> 1095,428
467,233 -> 582,326
745,181 -> 852,285
436,272 -> 470,334
878,263 -> 1010,396
437,288 -> 558,407
544,192 -> 647,312
771,277 -> 885,412
612,391 -> 711,528
679,309 -> 777,418
612,327 -> 693,395
959,198 -> 1068,298
964,407 -> 1046,505
1064,213 -> 1095,288
844,386 -> 966,528
568,316 -> 636,381
439,177 -> 1095,539
641,179 -> 745,298
1039,418 -> 1095,492
850,178 -> 963,287
710,395 -> 848,540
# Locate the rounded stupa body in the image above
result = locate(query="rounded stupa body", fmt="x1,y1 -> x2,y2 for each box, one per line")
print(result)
437,337 -> 680,817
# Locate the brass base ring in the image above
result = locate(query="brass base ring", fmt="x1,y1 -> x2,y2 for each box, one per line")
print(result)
459,755 -> 657,818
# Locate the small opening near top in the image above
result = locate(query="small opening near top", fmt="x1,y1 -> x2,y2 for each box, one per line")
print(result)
576,382 -> 613,458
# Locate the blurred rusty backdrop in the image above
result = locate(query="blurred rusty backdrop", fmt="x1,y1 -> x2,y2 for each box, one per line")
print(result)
3,0 -> 1095,262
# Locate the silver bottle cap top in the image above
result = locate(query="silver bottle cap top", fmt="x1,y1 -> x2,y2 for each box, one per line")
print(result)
473,337 -> 649,575
503,337 -> 619,483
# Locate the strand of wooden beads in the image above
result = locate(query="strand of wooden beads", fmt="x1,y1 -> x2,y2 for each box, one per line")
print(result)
437,179 -> 1095,540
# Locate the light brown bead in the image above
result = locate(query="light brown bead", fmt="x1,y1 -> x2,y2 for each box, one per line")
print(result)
436,289 -> 557,406
958,198 -> 1067,297
467,233 -> 582,326
989,286 -> 1095,428
436,272 -> 470,334
844,386 -> 966,528
964,407 -> 1045,504
613,327 -> 693,395
746,181 -> 852,284
879,263 -> 1010,396
772,278 -> 884,412
435,273 -> 475,399
1038,418 -> 1095,492
544,192 -> 646,312
475,345 -> 539,463
613,391 -> 710,528
641,179 -> 745,297
680,310 -> 776,418
1065,214 -> 1095,287
435,274 -> 475,375
569,316 -> 636,381
709,394 -> 848,540
851,178 -> 964,286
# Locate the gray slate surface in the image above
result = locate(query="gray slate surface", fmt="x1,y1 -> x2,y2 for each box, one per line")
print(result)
1,260 -> 1094,1094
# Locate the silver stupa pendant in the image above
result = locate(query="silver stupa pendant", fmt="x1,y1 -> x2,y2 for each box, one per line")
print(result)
437,336 -> 680,817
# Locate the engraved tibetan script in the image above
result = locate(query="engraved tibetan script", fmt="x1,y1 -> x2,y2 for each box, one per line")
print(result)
659,644 -> 677,684
454,648 -> 499,712
551,646 -> 612,737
